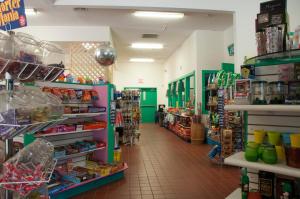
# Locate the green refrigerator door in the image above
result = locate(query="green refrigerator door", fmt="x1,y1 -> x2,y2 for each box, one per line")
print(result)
140,88 -> 157,123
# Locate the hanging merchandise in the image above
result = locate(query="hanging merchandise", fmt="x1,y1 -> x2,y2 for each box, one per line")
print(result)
119,90 -> 141,145
207,70 -> 244,162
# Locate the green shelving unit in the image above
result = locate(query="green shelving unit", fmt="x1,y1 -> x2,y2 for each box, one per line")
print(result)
168,71 -> 195,108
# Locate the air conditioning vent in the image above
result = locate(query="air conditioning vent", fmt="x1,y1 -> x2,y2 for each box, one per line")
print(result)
142,34 -> 159,39
74,7 -> 89,12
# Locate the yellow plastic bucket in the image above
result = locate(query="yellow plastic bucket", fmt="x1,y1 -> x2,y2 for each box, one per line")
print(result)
275,145 -> 285,162
254,130 -> 266,144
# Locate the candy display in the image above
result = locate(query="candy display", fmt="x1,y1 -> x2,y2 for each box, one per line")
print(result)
0,87 -> 64,139
0,139 -> 55,196
53,140 -> 106,159
42,87 -> 99,104
268,81 -> 285,104
48,162 -> 126,196
252,81 -> 268,104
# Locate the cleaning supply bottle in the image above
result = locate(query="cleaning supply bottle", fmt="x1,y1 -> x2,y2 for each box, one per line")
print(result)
241,168 -> 249,199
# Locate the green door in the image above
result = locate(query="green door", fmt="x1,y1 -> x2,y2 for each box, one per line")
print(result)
140,88 -> 157,123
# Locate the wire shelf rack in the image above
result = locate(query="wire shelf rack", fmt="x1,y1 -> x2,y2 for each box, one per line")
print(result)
0,58 -> 64,82
0,159 -> 57,186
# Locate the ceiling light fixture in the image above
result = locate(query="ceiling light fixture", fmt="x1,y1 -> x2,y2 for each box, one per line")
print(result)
25,8 -> 38,16
131,43 -> 163,49
130,58 -> 155,63
133,11 -> 184,19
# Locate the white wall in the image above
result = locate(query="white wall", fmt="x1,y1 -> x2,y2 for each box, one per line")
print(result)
163,32 -> 197,81
195,30 -> 224,113
113,62 -> 165,104
17,26 -> 111,41
163,29 -> 228,108
223,26 -> 234,64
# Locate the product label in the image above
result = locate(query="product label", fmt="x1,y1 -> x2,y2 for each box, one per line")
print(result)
260,178 -> 273,197
0,0 -> 27,30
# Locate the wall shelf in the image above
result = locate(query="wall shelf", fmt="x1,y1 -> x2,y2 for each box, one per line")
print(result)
224,152 -> 300,178
244,49 -> 300,66
224,105 -> 300,113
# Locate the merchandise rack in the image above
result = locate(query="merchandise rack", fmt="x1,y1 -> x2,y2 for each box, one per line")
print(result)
51,163 -> 128,199
165,112 -> 192,142
0,58 -> 64,82
25,82 -> 127,198
224,51 -> 300,198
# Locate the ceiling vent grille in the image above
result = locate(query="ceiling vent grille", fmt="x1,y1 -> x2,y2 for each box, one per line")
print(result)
74,7 -> 89,12
142,34 -> 159,39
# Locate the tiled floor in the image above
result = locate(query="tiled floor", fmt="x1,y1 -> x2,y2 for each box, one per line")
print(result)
73,124 -> 239,199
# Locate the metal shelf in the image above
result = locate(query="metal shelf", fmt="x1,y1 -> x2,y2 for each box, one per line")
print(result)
0,118 -> 66,139
224,104 -> 300,112
0,58 -> 64,82
35,128 -> 105,137
56,147 -> 106,161
224,152 -> 300,178
63,112 -> 106,118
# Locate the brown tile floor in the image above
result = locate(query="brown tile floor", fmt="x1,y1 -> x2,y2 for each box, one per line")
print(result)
73,124 -> 239,199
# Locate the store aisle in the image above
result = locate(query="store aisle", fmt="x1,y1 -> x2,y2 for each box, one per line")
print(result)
74,124 -> 239,199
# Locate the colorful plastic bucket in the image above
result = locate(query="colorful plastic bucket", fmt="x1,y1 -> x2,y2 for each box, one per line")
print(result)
290,134 -> 300,148
254,130 -> 266,144
275,145 -> 285,162
282,133 -> 291,145
268,131 -> 281,145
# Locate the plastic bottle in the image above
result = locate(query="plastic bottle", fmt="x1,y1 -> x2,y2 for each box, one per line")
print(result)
241,168 -> 249,199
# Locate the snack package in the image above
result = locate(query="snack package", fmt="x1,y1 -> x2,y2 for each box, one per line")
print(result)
82,90 -> 91,102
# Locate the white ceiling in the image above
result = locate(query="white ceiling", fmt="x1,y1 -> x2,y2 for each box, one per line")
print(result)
25,0 -> 233,64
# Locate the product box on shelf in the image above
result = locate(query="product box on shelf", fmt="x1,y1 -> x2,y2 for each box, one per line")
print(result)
234,79 -> 252,105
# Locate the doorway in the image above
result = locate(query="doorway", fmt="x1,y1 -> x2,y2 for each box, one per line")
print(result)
125,87 -> 157,123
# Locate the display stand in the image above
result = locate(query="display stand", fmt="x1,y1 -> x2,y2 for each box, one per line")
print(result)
164,112 -> 192,142
224,52 -> 300,198
25,82 -> 128,198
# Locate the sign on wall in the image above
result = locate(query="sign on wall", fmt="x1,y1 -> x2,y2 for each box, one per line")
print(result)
0,0 -> 27,31
227,43 -> 234,56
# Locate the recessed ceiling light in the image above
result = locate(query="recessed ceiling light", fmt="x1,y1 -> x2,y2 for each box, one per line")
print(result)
133,11 -> 184,19
131,43 -> 163,49
25,8 -> 38,16
130,58 -> 155,63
